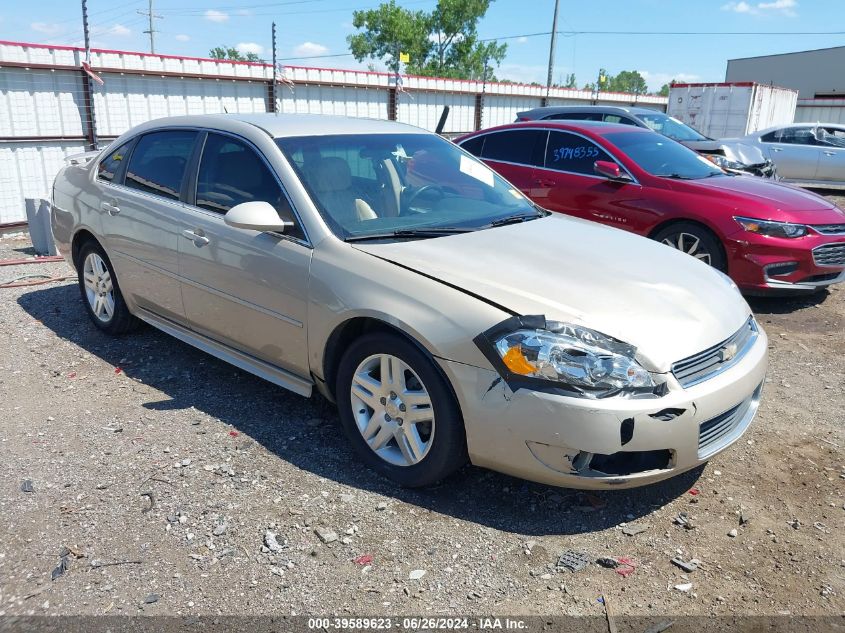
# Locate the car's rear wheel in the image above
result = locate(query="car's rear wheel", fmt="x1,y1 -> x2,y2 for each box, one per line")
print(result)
76,241 -> 140,334
652,222 -> 727,272
335,332 -> 467,487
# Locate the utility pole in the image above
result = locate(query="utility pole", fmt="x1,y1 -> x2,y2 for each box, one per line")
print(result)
138,0 -> 162,54
80,0 -> 98,150
546,0 -> 560,98
270,22 -> 278,113
81,0 -> 91,58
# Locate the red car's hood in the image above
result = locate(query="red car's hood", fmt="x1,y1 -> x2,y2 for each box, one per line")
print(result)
667,175 -> 845,224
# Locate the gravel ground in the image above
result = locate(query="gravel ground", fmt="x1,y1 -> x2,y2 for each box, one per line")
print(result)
0,207 -> 843,619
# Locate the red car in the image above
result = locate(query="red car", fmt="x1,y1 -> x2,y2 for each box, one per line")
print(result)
455,121 -> 845,294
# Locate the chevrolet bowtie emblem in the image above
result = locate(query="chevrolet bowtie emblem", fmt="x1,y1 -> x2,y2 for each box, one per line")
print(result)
718,343 -> 738,362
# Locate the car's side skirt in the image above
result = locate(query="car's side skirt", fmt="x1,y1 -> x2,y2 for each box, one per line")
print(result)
135,307 -> 313,398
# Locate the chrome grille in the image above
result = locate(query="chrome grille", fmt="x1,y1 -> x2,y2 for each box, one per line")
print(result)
672,317 -> 757,388
813,243 -> 845,267
811,224 -> 845,235
698,383 -> 762,459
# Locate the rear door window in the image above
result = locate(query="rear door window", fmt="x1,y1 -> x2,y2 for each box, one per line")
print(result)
124,130 -> 198,201
480,129 -> 546,166
543,131 -> 613,175
97,141 -> 133,184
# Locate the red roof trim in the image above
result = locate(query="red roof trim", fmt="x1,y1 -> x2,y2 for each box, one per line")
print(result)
0,39 -> 666,99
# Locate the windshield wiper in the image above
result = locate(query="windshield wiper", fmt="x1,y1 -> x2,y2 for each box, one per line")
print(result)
344,227 -> 474,242
658,173 -> 696,180
483,212 -> 545,228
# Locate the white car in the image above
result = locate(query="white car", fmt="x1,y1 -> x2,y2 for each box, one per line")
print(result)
51,113 -> 768,490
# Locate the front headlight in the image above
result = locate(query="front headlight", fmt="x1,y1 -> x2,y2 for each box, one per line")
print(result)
734,216 -> 808,239
706,154 -> 745,171
475,316 -> 655,399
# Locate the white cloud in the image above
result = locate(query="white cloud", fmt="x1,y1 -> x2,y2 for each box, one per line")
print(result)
516,36 -> 529,44
293,41 -> 329,57
236,42 -> 264,56
235,9 -> 253,16
31,22 -> 63,36
175,34 -> 190,42
108,24 -> 131,37
721,0 -> 797,16
204,9 -> 229,23
639,71 -> 703,92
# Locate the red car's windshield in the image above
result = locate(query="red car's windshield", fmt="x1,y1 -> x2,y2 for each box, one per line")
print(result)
606,132 -> 725,180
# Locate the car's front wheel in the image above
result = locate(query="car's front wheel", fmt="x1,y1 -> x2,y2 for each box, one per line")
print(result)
335,332 -> 467,487
76,240 -> 140,334
652,222 -> 727,272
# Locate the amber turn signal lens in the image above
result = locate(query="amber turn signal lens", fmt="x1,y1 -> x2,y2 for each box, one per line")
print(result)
502,345 -> 537,375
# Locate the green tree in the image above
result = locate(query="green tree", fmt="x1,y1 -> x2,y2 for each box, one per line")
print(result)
209,46 -> 262,63
347,0 -> 506,79
607,70 -> 648,95
563,73 -> 577,89
658,80 -> 676,97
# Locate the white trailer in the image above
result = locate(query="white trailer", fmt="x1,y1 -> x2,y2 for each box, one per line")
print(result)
667,82 -> 798,138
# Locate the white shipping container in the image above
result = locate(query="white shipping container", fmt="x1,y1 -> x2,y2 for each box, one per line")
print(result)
667,82 -> 798,138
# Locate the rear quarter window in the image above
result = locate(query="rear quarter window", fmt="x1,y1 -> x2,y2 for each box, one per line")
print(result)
124,130 -> 198,201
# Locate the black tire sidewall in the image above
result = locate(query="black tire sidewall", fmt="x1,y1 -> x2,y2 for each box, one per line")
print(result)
335,332 -> 467,488
76,241 -> 136,334
653,223 -> 727,272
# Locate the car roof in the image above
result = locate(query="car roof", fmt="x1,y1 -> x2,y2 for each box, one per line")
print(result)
517,105 -> 664,117
753,122 -> 845,135
463,120 -> 654,139
127,113 -> 427,138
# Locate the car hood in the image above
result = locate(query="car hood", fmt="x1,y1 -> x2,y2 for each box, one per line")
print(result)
667,175 -> 845,223
682,139 -> 767,165
353,215 -> 750,373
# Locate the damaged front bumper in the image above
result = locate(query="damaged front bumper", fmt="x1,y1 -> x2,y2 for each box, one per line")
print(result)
439,327 -> 768,490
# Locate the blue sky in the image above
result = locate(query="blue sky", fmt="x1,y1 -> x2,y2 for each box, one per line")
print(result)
2,0 -> 843,91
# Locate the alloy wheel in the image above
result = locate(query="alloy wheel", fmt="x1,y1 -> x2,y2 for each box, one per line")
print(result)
349,353 -> 435,467
662,232 -> 713,265
82,252 -> 115,323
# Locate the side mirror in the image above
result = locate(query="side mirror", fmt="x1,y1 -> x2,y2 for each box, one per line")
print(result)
224,201 -> 293,233
594,160 -> 630,182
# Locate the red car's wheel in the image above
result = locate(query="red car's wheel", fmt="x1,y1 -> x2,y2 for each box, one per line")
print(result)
653,223 -> 727,272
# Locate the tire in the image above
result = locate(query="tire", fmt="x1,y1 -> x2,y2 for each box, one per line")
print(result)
76,240 -> 140,335
335,332 -> 467,487
652,222 -> 727,272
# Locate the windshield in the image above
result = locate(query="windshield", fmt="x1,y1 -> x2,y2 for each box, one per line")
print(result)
276,133 -> 539,240
636,112 -> 708,142
606,132 -> 725,180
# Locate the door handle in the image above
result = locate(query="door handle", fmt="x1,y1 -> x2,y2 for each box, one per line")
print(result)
534,178 -> 556,187
100,202 -> 120,215
181,229 -> 210,246
771,147 -> 783,152
824,151 -> 836,156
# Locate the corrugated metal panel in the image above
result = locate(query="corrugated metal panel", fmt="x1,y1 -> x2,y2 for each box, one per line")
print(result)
0,142 -> 86,224
93,74 -> 267,136
795,100 -> 845,124
0,68 -> 85,137
482,95 -> 544,127
397,92 -> 474,133
279,85 -> 387,119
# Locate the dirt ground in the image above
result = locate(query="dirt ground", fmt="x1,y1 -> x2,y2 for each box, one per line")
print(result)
0,203 -> 843,620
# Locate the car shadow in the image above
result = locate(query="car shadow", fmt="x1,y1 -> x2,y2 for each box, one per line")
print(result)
18,283 -> 703,537
746,288 -> 831,315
